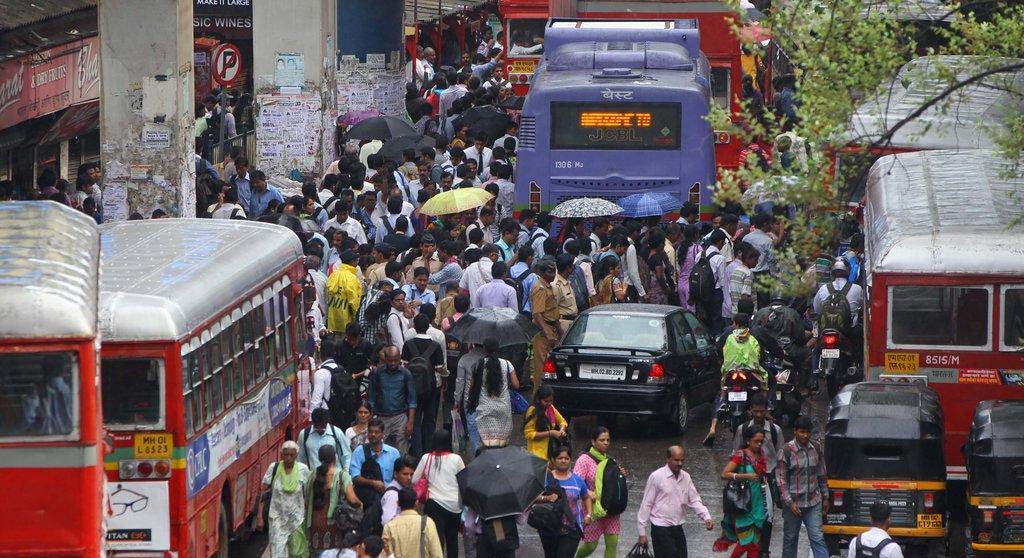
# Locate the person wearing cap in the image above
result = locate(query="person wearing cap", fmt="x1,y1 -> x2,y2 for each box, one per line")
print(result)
812,259 -> 864,329
327,250 -> 363,334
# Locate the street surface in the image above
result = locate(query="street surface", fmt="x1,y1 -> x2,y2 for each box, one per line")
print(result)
237,394 -> 832,558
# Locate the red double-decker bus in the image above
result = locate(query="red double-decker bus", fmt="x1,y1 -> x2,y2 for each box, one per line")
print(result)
863,149 -> 1024,483
99,219 -> 306,558
0,201 -> 104,558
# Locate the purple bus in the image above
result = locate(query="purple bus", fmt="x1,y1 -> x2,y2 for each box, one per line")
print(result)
515,19 -> 716,214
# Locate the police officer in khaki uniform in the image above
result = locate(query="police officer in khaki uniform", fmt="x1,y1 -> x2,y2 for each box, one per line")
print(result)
530,259 -> 561,394
552,254 -> 579,333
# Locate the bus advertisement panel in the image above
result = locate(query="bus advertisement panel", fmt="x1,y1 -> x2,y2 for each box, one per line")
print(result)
0,201 -> 103,558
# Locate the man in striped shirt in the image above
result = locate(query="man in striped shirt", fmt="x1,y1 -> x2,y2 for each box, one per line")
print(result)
776,415 -> 829,558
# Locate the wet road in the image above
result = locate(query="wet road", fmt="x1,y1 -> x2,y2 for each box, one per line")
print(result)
237,393 -> 831,558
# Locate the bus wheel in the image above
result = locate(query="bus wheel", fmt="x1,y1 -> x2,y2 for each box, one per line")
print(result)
217,500 -> 230,558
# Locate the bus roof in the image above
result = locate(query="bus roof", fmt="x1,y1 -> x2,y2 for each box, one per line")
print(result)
864,149 -> 1024,278
544,18 -> 702,61
846,55 -> 1024,150
0,201 -> 99,340
98,219 -> 304,343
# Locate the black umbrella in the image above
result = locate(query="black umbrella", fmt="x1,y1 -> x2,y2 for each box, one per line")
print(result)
457,446 -> 547,520
377,135 -> 437,164
455,105 -> 512,143
498,95 -> 525,110
446,307 -> 539,348
344,116 -> 417,141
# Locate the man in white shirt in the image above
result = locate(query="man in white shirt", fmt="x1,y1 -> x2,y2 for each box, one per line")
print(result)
323,201 -> 368,245
459,245 -> 497,308
492,122 -> 519,152
697,229 -> 729,333
847,502 -> 904,558
209,187 -> 247,219
385,290 -> 412,352
374,196 -> 416,244
405,47 -> 436,89
462,136 -> 493,177
438,74 -> 469,119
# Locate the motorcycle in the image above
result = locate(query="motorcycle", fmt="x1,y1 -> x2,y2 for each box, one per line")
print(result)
817,328 -> 862,399
718,368 -> 767,434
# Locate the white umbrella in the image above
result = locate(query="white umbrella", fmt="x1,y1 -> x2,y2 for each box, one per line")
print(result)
550,197 -> 623,218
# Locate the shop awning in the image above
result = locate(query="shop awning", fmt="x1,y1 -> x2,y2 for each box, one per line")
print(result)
37,101 -> 99,146
405,0 -> 490,25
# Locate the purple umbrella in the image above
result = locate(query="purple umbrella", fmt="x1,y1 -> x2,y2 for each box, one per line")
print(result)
338,108 -> 381,126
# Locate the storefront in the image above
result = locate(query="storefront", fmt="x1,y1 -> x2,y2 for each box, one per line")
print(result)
0,35 -> 100,194
194,0 -> 253,101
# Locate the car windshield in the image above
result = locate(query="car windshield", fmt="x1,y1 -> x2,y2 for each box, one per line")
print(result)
562,313 -> 667,350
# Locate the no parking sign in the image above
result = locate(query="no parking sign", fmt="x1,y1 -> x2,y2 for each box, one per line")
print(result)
211,43 -> 242,86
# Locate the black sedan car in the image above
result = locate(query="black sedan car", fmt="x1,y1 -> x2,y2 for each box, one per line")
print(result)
542,304 -> 721,433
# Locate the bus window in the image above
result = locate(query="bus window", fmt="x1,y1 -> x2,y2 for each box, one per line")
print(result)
889,286 -> 990,348
0,352 -> 77,438
102,358 -> 163,429
710,67 -> 731,110
1002,287 -> 1024,350
507,19 -> 546,57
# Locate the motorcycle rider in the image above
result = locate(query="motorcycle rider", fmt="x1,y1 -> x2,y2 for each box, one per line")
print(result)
703,312 -> 765,447
812,258 -> 865,375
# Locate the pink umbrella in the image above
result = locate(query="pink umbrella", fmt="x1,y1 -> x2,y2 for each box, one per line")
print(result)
337,108 -> 381,126
739,23 -> 772,45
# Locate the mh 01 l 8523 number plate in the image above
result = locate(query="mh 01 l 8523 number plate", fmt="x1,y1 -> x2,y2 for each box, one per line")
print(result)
578,363 -> 626,381
821,349 -> 841,359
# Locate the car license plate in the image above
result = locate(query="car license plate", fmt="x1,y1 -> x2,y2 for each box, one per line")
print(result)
821,349 -> 840,359
728,391 -> 748,402
578,363 -> 626,381
917,514 -> 942,528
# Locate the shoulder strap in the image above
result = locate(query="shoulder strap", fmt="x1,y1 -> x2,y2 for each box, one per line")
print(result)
301,426 -> 311,459
421,341 -> 438,362
331,426 -> 342,455
840,281 -> 853,296
770,422 -> 779,449
515,268 -> 532,282
873,538 -> 895,558
827,282 -> 837,295
530,230 -> 545,243
383,217 -> 396,234
270,461 -> 279,484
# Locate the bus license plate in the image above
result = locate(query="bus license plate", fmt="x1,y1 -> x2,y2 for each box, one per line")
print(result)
821,349 -> 840,359
917,514 -> 942,528
134,433 -> 173,459
728,391 -> 748,402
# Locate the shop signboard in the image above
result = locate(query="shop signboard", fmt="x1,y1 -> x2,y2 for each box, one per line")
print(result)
0,36 -> 100,130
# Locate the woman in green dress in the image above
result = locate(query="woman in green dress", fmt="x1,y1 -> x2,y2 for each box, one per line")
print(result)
715,427 -> 771,558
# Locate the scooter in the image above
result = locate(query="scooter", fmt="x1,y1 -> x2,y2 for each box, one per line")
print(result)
817,328 -> 862,399
719,368 -> 766,434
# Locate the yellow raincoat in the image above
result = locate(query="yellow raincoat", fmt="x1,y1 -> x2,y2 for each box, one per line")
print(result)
326,263 -> 362,333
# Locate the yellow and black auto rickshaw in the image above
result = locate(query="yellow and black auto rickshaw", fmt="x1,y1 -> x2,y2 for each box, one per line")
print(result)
964,400 -> 1024,557
823,382 -> 947,556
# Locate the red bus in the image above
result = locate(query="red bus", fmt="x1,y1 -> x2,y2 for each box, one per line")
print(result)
99,219 -> 306,558
863,149 -> 1024,482
0,201 -> 104,558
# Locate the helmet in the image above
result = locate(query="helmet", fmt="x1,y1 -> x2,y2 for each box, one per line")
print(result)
830,258 -> 849,273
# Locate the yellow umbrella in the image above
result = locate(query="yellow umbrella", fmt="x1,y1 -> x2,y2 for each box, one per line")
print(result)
418,187 -> 494,216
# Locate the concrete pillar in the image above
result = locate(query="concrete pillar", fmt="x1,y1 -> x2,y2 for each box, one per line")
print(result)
251,0 -> 337,177
99,0 -> 195,220
59,140 -> 69,180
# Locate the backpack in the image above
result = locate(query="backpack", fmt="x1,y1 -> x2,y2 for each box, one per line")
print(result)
355,444 -> 396,536
405,339 -> 439,397
591,454 -> 628,518
688,248 -> 717,304
505,268 -> 532,312
854,535 -> 896,558
527,473 -> 573,533
568,265 -> 590,312
818,281 -> 853,332
481,516 -> 520,552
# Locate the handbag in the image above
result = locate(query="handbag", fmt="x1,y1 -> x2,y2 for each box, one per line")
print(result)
510,389 -> 529,414
414,454 -> 433,504
451,410 -> 465,453
259,462 -> 278,531
723,453 -> 752,515
626,542 -> 654,558
332,495 -> 364,534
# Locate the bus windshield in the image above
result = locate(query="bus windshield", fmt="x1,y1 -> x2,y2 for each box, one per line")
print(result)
0,352 -> 77,438
102,358 -> 164,429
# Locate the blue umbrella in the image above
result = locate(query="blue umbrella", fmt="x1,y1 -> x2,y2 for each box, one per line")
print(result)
618,192 -> 680,218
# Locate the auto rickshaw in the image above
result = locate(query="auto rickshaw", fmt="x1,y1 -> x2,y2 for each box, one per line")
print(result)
964,400 -> 1024,557
823,382 -> 947,556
